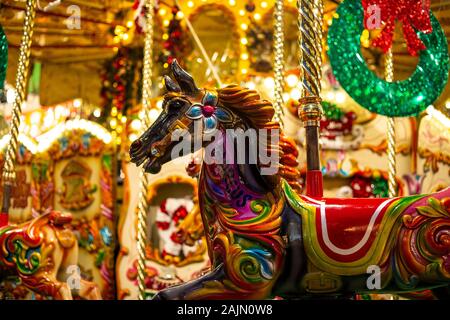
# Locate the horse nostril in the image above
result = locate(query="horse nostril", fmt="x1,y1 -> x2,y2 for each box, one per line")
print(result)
130,139 -> 142,152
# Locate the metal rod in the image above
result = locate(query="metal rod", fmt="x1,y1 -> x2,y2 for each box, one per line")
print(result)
1,0 -> 37,216
137,0 -> 154,301
385,49 -> 397,198
273,0 -> 285,128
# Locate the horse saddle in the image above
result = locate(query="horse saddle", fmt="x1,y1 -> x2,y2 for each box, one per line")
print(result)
282,180 -> 431,275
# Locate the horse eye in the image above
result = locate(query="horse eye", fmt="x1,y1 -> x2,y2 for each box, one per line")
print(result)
171,100 -> 183,109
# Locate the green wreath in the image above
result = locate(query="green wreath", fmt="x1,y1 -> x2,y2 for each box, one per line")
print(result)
0,25 -> 7,90
327,0 -> 449,117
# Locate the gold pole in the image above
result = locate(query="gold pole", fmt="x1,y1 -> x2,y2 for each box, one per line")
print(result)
1,0 -> 37,215
385,49 -> 397,198
137,0 -> 154,300
297,0 -> 324,196
273,0 -> 285,128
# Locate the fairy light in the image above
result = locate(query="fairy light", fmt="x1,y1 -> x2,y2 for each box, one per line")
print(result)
129,133 -> 138,142
241,68 -> 248,74
254,13 -> 261,20
326,91 -> 335,101
162,33 -> 169,40
149,109 -> 161,123
240,37 -> 248,45
445,101 -> 450,109
229,0 -> 236,6
126,20 -> 133,28
290,88 -> 301,100
0,120 -> 113,154
241,53 -> 249,60
163,19 -> 170,27
131,119 -> 142,131
241,23 -> 248,30
239,9 -> 245,16
247,81 -> 256,90
335,91 -> 346,103
261,1 -> 268,8
176,11 -> 184,19
73,98 -> 82,108
159,8 -> 167,16
110,118 -> 117,129
264,77 -> 275,90
286,74 -> 299,88
187,1 -> 194,8
93,108 -> 101,117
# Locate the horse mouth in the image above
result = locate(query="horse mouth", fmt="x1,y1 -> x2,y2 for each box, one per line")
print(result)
129,139 -> 162,174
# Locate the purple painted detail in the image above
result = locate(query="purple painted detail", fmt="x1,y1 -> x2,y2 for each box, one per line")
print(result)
402,187 -> 450,217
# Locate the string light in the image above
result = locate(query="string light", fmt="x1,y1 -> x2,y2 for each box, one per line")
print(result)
335,91 -> 346,103
131,119 -> 142,131
240,38 -> 248,45
0,120 -> 113,154
290,88 -> 301,100
187,1 -> 194,8
286,74 -> 299,88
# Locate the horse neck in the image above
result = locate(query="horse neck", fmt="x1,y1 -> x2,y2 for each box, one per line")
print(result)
198,125 -> 280,225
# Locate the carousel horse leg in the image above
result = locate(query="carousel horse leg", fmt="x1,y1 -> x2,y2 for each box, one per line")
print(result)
152,264 -> 225,300
78,279 -> 102,300
273,205 -> 306,297
57,233 -> 102,300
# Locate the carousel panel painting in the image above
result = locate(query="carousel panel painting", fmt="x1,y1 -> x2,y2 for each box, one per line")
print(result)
117,157 -> 209,300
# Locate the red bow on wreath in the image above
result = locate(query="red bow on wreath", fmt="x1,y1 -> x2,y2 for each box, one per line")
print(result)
362,0 -> 432,56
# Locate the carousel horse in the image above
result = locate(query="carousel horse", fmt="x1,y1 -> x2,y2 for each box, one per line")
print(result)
130,60 -> 450,300
0,210 -> 101,299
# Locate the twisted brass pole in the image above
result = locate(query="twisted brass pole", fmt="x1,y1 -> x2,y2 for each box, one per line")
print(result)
385,49 -> 397,198
1,0 -> 37,215
273,0 -> 285,128
137,0 -> 154,300
297,0 -> 324,196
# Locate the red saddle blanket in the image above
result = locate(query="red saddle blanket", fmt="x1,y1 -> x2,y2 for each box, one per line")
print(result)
300,195 -> 397,263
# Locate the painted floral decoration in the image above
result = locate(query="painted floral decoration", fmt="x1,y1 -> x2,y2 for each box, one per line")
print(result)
185,91 -> 233,133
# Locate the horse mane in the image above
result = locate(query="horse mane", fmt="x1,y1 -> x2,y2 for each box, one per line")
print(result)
218,85 -> 302,192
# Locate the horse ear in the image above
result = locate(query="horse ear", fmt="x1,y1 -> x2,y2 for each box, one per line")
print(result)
164,75 -> 181,92
171,59 -> 199,95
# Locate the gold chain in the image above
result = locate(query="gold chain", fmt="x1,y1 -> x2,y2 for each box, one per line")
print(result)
137,0 -> 154,300
2,0 -> 37,185
297,0 -> 323,99
385,49 -> 397,198
273,0 -> 285,128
